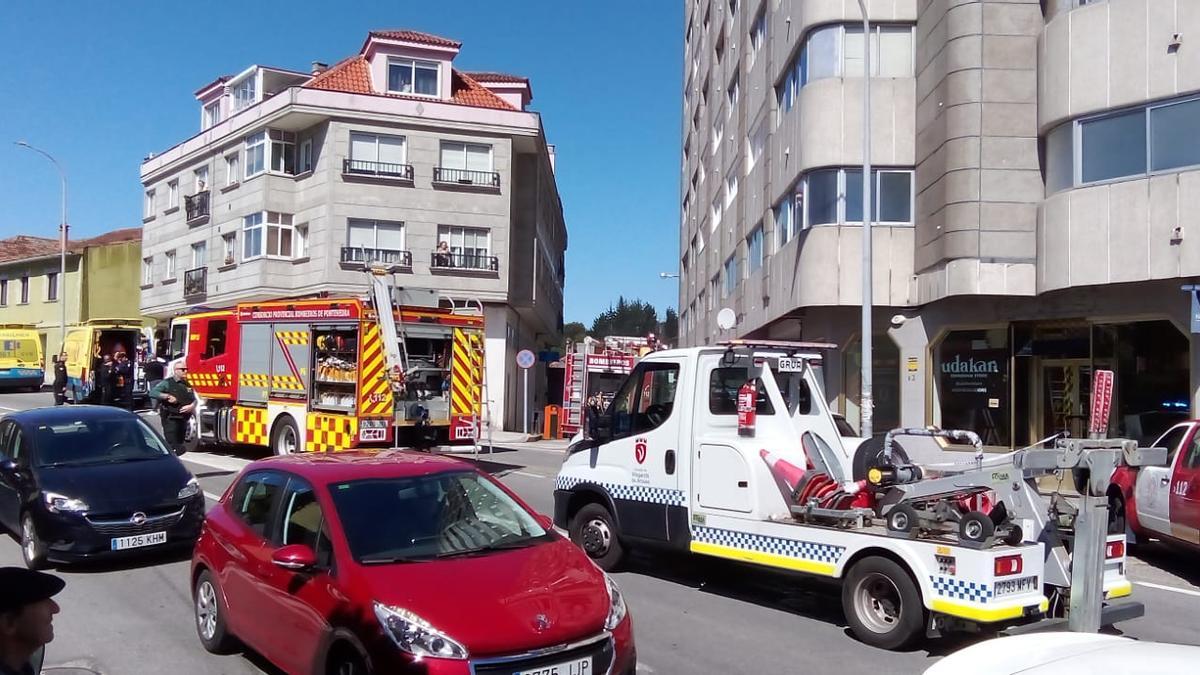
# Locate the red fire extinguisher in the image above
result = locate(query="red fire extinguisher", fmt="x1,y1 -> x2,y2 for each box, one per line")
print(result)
737,380 -> 757,437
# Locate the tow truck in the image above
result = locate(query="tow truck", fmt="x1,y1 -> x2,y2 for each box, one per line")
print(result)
553,340 -> 1159,649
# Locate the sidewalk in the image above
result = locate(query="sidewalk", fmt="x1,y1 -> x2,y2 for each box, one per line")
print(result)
440,429 -> 572,454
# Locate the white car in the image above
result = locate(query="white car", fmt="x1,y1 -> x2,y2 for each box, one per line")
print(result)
925,633 -> 1200,674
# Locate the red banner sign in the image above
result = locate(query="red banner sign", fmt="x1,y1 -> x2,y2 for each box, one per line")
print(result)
237,305 -> 359,322
1089,369 -> 1115,436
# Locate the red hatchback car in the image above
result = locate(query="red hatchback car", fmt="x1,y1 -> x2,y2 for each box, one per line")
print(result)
190,451 -> 635,675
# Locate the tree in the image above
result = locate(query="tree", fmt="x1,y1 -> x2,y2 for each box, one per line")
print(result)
590,296 -> 660,337
661,307 -> 678,345
563,321 -> 588,346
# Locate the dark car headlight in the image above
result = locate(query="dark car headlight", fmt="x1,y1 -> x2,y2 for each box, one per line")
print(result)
44,491 -> 89,514
177,477 -> 201,500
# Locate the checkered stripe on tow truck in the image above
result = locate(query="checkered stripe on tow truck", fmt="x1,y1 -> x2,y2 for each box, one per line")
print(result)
555,475 -> 686,506
930,575 -> 993,604
692,526 -> 845,564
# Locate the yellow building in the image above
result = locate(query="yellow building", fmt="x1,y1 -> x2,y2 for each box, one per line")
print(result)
0,228 -> 145,381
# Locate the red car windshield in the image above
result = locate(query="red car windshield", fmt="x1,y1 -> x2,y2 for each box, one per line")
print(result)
328,470 -> 550,564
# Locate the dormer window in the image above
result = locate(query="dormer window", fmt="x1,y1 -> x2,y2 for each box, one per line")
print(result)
233,76 -> 257,112
203,101 -> 222,128
387,58 -> 439,97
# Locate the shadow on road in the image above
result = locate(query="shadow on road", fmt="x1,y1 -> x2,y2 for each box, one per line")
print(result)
47,544 -> 194,575
1130,541 -> 1200,587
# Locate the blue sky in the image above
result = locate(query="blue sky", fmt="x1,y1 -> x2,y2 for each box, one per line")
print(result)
0,1 -> 682,325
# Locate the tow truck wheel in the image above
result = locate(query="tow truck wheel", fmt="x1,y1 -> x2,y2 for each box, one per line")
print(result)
843,556 -> 924,650
271,416 -> 300,456
570,503 -> 625,571
887,504 -> 919,534
959,510 -> 995,543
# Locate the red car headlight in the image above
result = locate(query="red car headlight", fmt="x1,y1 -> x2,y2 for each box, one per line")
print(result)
373,603 -> 468,660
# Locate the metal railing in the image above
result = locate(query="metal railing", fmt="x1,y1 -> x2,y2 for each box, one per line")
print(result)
183,267 -> 207,298
342,158 -> 414,180
433,167 -> 500,188
184,191 -> 210,223
431,251 -> 499,272
340,247 -> 412,267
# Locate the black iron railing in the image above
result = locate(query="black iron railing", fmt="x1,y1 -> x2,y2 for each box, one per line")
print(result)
431,251 -> 499,272
183,267 -> 207,298
433,167 -> 501,188
340,247 -> 412,267
342,158 -> 414,180
185,191 -> 210,223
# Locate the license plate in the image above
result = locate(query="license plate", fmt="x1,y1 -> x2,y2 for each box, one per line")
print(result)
111,531 -> 167,551
454,425 -> 476,440
517,657 -> 591,675
994,575 -> 1038,596
776,357 -> 804,372
360,428 -> 386,442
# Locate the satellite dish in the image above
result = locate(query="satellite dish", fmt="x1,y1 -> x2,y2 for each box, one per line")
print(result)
716,308 -> 737,331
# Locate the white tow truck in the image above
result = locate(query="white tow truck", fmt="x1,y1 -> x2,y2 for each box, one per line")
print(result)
553,340 -> 1151,649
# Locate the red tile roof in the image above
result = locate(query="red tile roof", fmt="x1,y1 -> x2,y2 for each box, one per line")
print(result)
76,227 -> 142,247
368,30 -> 461,49
0,228 -> 143,266
304,57 -> 518,111
462,71 -> 528,85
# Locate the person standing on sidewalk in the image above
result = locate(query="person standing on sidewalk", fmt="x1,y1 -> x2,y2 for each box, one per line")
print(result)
51,355 -> 67,406
150,364 -> 196,455
114,352 -> 134,411
0,567 -> 64,675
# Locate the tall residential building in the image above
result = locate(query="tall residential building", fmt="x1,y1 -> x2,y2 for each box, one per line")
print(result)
680,0 -> 1200,448
139,30 -> 566,431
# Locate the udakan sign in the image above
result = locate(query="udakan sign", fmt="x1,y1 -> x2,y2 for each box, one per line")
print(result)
940,355 -> 1002,374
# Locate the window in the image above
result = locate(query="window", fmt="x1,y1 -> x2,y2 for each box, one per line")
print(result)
203,100 -> 221,128
710,275 -> 719,307
348,219 -> 405,253
232,76 -> 257,112
194,166 -> 209,192
804,24 -> 915,82
298,138 -> 313,173
388,58 -> 440,96
723,254 -> 739,296
203,320 -> 227,359
167,180 -> 179,210
609,362 -> 680,437
1081,109 -> 1145,184
266,212 -> 295,258
143,189 -> 155,218
295,223 -> 308,259
46,272 -> 58,302
242,213 -> 264,259
749,11 -> 765,66
0,280 -> 7,306
231,471 -> 286,538
724,173 -> 739,209
727,74 -> 739,118
19,277 -> 29,304
439,141 -> 492,172
805,168 -> 914,226
716,31 -> 726,65
350,132 -> 407,172
164,251 -> 176,280
278,478 -> 331,567
747,226 -> 764,273
708,368 -> 776,415
1150,98 -> 1200,172
1045,122 -> 1074,195
746,118 -> 766,174
225,153 -> 240,187
222,234 -> 236,265
190,241 -> 207,269
935,328 -> 1010,447
244,131 -> 266,179
697,228 -> 705,253
711,117 -> 724,155
142,257 -> 153,286
1154,426 -> 1189,464
711,193 -> 722,231
269,130 -> 296,175
437,225 -> 491,268
774,189 -> 797,249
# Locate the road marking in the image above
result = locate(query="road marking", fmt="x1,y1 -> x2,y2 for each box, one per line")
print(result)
0,405 -> 20,411
184,452 -> 252,473
1134,581 -> 1200,598
636,663 -> 656,673
204,491 -> 223,502
512,470 -> 547,479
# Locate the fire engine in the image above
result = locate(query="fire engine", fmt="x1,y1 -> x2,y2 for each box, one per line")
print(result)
167,275 -> 485,454
560,335 -> 670,438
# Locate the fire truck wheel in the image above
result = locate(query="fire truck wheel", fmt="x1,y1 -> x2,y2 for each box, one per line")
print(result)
958,510 -> 995,543
570,503 -> 625,571
843,556 -> 924,650
271,416 -> 300,456
886,504 -> 919,534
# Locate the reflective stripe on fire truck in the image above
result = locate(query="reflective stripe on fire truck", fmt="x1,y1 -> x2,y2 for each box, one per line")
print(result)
275,331 -> 309,346
270,375 -> 305,391
307,413 -> 357,452
450,328 -> 483,418
232,406 -> 269,445
357,322 -> 392,416
188,372 -> 222,387
239,373 -> 270,388
688,525 -> 844,576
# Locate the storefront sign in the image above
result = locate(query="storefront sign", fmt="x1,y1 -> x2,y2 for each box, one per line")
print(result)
1089,369 -> 1115,436
906,357 -> 918,373
238,304 -> 359,322
940,353 -> 1003,393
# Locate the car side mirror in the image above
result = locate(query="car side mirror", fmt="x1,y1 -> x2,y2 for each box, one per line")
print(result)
589,414 -> 613,443
271,544 -> 317,572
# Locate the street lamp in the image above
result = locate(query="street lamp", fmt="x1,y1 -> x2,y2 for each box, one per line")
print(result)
659,272 -> 680,279
856,0 -> 875,439
14,141 -> 68,356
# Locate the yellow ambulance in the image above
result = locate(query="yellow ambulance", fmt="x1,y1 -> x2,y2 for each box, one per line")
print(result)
0,325 -> 45,391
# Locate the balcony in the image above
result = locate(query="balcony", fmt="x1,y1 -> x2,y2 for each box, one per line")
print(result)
340,247 -> 412,271
184,191 -> 210,225
342,158 -> 414,181
433,167 -> 501,189
431,251 -> 499,273
183,267 -> 207,299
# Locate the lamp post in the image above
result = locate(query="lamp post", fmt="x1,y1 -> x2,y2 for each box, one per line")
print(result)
658,272 -> 680,279
856,0 -> 874,439
14,141 -> 68,357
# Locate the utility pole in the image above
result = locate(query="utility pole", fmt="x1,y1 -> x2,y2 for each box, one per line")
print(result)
856,0 -> 874,439
15,141 -> 68,355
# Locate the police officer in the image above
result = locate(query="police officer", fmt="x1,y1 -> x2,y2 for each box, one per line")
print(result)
51,355 -> 67,406
98,355 -> 117,406
114,352 -> 134,411
149,364 -> 196,455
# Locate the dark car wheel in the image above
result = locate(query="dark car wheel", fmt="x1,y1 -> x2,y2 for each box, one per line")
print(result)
194,570 -> 237,654
569,503 -> 626,571
21,513 -> 47,570
328,647 -> 369,675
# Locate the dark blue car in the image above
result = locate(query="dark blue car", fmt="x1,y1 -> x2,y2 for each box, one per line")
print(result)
0,405 -> 205,568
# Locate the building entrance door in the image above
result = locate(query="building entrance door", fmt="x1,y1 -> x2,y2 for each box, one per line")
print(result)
1039,359 -> 1092,440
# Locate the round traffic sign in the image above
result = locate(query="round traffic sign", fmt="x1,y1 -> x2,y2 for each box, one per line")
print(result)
516,349 -> 536,369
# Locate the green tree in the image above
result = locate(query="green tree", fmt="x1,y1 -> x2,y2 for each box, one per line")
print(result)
590,296 -> 660,337
563,321 -> 589,346
661,307 -> 678,345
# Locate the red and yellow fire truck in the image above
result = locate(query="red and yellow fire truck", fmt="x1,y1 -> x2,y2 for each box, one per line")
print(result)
168,295 -> 484,454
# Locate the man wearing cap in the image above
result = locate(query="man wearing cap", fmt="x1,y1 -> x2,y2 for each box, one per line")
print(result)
150,364 -> 197,456
0,567 -> 63,675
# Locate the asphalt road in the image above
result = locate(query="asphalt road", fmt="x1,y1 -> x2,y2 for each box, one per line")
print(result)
2,390 -> 1200,674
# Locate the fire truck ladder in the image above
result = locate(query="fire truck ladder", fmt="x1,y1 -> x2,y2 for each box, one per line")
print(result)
367,268 -> 410,381
564,349 -> 586,434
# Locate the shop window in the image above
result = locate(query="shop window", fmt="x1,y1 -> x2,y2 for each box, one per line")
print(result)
934,329 -> 1010,446
844,334 -> 901,436
1093,320 -> 1189,444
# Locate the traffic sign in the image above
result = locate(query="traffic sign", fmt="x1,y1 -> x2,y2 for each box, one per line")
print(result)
516,349 -> 536,369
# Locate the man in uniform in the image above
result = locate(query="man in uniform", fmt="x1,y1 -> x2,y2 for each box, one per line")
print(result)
150,364 -> 196,455
51,355 -> 67,406
114,352 -> 134,411
0,567 -> 64,675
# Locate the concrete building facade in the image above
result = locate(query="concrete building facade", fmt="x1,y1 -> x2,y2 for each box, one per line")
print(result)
139,30 -> 566,431
679,0 -> 1200,447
